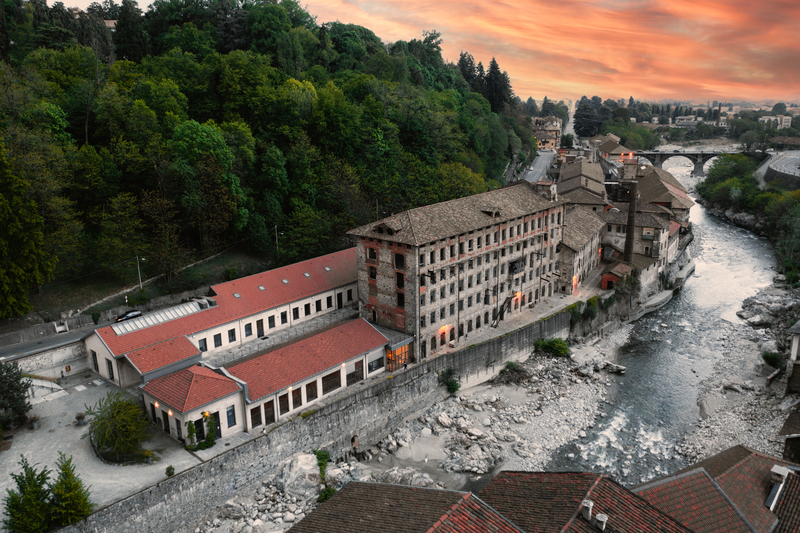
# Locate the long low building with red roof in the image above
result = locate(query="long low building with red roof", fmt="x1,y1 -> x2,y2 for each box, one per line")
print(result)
84,248 -> 358,389
139,318 -> 390,443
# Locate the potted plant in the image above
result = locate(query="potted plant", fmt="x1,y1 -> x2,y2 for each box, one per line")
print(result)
75,412 -> 86,426
30,415 -> 40,430
143,449 -> 154,464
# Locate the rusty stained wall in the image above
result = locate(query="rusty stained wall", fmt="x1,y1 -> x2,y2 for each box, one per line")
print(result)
356,237 -> 415,333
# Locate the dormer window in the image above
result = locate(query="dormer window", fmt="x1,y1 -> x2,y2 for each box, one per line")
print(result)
480,206 -> 501,218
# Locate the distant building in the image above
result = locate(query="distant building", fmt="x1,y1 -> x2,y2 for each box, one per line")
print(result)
532,115 -> 563,151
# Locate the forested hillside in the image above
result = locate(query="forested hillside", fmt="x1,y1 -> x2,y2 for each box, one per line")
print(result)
0,0 -> 545,318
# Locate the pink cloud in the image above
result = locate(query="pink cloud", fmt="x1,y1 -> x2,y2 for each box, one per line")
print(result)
304,0 -> 800,102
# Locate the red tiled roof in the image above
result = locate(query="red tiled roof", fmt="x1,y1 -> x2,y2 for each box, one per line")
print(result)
124,337 -> 199,374
478,472 -> 599,533
227,319 -> 388,401
634,468 -> 754,533
96,248 -> 357,357
774,472 -> 800,533
670,221 -> 680,237
141,365 -> 240,414
670,446 -> 800,533
479,472 -> 692,533
288,482 -> 521,533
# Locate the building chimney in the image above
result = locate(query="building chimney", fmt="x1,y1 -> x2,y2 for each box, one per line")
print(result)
623,181 -> 638,263
581,500 -> 594,521
595,513 -> 608,531
771,465 -> 790,484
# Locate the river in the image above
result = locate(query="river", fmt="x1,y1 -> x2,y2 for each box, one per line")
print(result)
544,149 -> 777,485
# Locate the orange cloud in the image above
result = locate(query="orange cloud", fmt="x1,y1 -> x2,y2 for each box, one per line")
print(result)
304,0 -> 800,102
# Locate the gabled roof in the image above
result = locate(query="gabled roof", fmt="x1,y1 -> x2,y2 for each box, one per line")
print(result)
638,172 -> 695,211
141,365 -> 241,414
603,209 -> 670,229
227,318 -> 388,402
672,446 -> 800,533
774,472 -> 800,533
559,160 -> 605,184
347,182 -> 565,246
563,207 -> 605,252
124,337 -> 199,374
478,472 -> 692,533
95,248 -> 357,358
288,481 -> 523,533
561,189 -> 606,206
634,468 -> 756,533
598,139 -> 630,155
558,176 -> 607,197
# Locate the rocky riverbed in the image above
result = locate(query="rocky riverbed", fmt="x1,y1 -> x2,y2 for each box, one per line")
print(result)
677,283 -> 800,462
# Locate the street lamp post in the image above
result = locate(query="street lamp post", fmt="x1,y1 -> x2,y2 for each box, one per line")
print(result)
136,255 -> 146,290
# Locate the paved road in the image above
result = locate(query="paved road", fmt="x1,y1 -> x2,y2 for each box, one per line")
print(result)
770,150 -> 800,176
522,150 -> 557,183
0,324 -> 102,362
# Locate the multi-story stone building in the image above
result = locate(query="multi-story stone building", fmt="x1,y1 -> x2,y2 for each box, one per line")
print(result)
348,181 -> 566,363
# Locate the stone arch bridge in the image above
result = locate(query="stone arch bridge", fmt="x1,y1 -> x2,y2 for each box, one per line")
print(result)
635,150 -> 737,175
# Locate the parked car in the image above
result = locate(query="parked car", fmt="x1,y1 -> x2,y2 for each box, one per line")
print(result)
115,310 -> 142,322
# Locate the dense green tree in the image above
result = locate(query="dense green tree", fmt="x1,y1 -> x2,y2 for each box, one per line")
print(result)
0,362 -> 32,426
573,100 -> 598,137
114,0 -> 149,61
49,452 -> 93,527
772,102 -> 787,115
2,456 -> 51,533
560,133 -> 574,148
84,391 -> 149,461
0,142 -> 55,317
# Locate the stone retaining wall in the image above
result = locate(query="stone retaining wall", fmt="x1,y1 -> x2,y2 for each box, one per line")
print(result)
59,310 -> 570,533
15,341 -> 89,380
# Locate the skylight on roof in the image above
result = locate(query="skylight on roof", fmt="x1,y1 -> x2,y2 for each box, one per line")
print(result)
324,267 -> 331,271
303,272 -> 310,277
282,279 -> 288,284
258,285 -> 265,291
233,293 -> 241,298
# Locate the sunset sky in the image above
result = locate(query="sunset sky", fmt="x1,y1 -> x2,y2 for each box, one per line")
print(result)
298,0 -> 800,104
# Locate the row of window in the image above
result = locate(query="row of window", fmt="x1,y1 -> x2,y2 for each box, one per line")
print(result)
421,235 -> 556,287
195,291 -> 353,352
365,248 -> 407,270
419,212 -> 562,267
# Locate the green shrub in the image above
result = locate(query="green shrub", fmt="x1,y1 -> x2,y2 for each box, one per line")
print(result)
600,296 -> 615,310
314,449 -> 330,482
317,486 -> 336,502
127,289 -> 149,306
567,302 -> 584,325
225,267 -> 238,281
500,361 -> 523,374
534,338 -> 570,357
91,312 -> 100,325
763,352 -> 783,369
165,466 -> 175,477
582,299 -> 598,320
83,392 -> 148,462
2,456 -> 51,533
49,452 -> 93,527
438,368 -> 460,394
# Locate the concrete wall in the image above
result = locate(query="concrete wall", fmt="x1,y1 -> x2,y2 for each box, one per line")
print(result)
15,341 -> 89,380
59,310 -> 570,533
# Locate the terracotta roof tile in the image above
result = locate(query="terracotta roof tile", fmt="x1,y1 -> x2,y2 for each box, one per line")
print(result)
141,365 -> 241,414
478,471 -> 600,533
288,482 -> 521,533
479,472 -> 691,533
124,337 -> 199,374
634,468 -> 755,533
227,319 -> 388,401
774,472 -> 800,533
670,446 -> 800,533
96,248 -> 356,358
